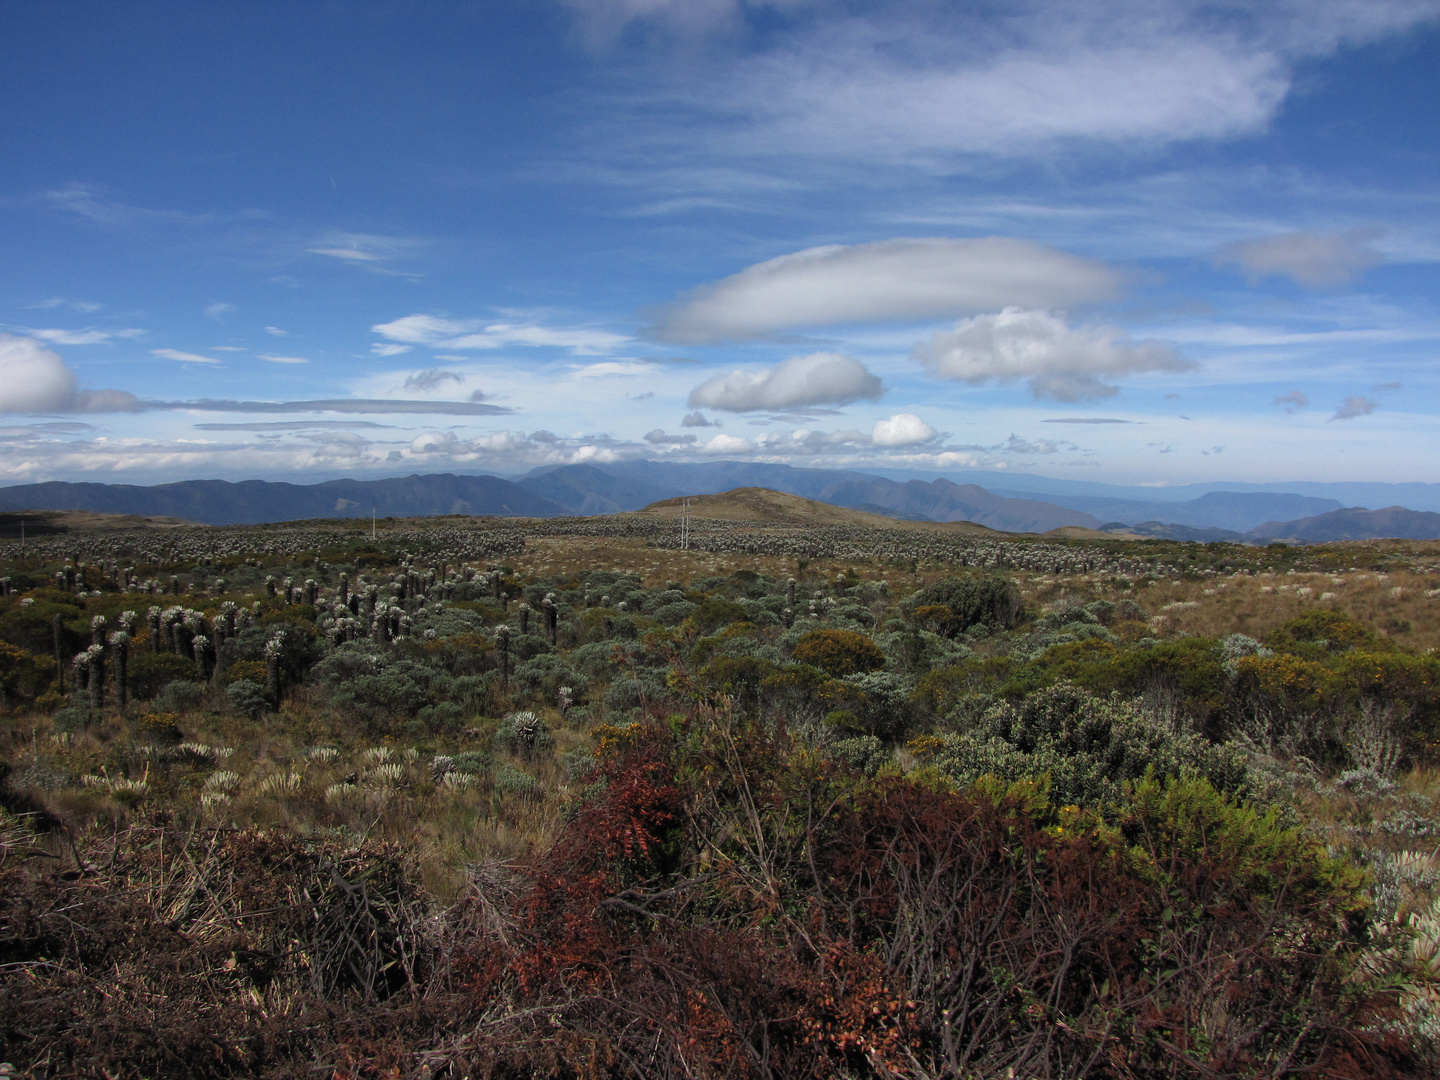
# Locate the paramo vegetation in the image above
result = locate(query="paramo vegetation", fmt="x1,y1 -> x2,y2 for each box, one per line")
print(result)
3,513 -> 1440,1077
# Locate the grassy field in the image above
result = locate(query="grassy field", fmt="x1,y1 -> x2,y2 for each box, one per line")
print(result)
3,501 -> 1440,1077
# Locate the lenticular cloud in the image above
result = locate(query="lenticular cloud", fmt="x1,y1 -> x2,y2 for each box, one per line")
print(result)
687,352 -> 883,412
650,238 -> 1124,344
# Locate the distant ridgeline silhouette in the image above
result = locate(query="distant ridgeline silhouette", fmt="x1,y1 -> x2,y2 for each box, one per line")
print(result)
0,463 -> 1436,540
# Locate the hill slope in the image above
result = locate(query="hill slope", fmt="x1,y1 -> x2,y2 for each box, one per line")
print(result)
632,487 -> 1004,534
528,461 -> 1101,532
1249,506 -> 1440,543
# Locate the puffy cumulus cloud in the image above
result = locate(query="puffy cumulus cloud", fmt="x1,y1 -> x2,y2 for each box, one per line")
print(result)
649,238 -> 1124,344
681,411 -> 719,427
695,418 -> 940,458
1215,229 -> 1384,287
0,335 -> 141,414
870,413 -> 937,447
401,428 -> 627,468
1274,390 -> 1309,413
1332,395 -> 1378,421
371,314 -> 628,355
688,352 -> 883,412
403,368 -> 464,392
915,308 -> 1192,402
700,433 -> 756,455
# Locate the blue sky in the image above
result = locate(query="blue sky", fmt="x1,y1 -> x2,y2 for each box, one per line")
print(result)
2,0 -> 1438,487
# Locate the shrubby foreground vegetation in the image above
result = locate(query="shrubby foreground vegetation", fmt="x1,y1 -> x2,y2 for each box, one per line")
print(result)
2,513 -> 1440,1077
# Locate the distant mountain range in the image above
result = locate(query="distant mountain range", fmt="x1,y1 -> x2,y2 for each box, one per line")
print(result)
0,475 -> 566,525
1003,489 -> 1344,532
1249,506 -> 1440,544
2,461 -> 1440,543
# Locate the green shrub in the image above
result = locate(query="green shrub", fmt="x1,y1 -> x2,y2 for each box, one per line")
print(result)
790,628 -> 885,677
829,734 -> 890,775
934,682 -> 1249,807
224,678 -> 269,719
904,575 -> 1024,637
155,679 -> 208,715
494,762 -> 543,801
837,670 -> 915,739
127,652 -> 196,701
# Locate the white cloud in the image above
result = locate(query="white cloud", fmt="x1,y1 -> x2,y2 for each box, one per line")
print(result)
681,411 -> 720,427
649,237 -> 1123,343
310,247 -> 383,262
870,413 -> 937,447
0,335 -> 141,414
371,314 -> 628,355
264,326 -> 288,337
26,327 -> 144,346
1215,229 -> 1385,287
575,2 -> 1440,168
573,360 -> 653,377
688,351 -> 883,411
371,315 -> 474,343
371,343 -> 412,357
205,302 -> 236,319
1332,395 -> 1378,420
410,430 -> 468,455
914,307 -> 1192,402
152,347 -> 222,365
259,354 -> 310,365
700,433 -> 755,454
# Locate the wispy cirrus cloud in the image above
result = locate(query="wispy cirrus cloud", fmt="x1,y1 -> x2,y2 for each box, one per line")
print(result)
372,313 -> 629,355
305,231 -> 427,275
159,398 -> 512,416
33,182 -> 217,229
24,327 -> 145,346
564,0 -> 1440,175
152,348 -> 223,365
